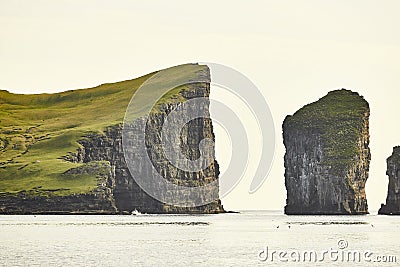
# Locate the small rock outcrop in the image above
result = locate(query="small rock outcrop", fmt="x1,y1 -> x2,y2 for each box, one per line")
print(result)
283,89 -> 370,215
379,147 -> 400,215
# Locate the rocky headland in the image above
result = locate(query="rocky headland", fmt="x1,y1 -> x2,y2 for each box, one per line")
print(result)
0,64 -> 224,214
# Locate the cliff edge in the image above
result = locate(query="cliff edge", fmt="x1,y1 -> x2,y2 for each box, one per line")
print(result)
283,89 -> 370,215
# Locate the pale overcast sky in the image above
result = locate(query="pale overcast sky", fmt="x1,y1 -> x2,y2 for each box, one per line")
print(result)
1,0 -> 399,211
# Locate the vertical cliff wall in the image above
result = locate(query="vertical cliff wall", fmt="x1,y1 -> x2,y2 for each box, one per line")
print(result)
379,147 -> 400,215
283,89 -> 370,215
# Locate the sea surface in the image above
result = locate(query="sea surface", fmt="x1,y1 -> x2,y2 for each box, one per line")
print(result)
0,211 -> 399,266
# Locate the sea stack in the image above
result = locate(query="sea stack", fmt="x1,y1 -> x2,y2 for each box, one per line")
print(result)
283,89 -> 370,215
378,147 -> 400,215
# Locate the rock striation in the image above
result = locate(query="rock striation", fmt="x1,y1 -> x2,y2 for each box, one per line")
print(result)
378,147 -> 400,215
283,89 -> 370,215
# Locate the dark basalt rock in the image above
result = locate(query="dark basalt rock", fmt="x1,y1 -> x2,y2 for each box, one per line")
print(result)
379,147 -> 400,215
283,89 -> 370,215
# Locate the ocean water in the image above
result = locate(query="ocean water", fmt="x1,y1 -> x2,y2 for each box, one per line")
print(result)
0,211 -> 399,266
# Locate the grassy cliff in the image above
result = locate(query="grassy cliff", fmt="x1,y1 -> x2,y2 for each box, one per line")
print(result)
0,64 -> 207,197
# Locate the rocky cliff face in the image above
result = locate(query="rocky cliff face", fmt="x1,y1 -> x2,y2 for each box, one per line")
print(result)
379,147 -> 400,215
283,89 -> 370,215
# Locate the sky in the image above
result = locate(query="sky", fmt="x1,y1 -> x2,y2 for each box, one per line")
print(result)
0,0 -> 399,211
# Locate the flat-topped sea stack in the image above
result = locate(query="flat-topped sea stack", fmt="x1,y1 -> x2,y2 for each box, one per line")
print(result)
0,64 -> 224,214
379,147 -> 400,215
283,89 -> 370,215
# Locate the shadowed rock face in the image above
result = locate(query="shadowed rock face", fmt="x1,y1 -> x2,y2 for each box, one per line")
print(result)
379,147 -> 400,215
283,89 -> 370,215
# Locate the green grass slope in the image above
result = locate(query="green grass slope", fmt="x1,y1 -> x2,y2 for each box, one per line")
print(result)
0,63 -> 207,197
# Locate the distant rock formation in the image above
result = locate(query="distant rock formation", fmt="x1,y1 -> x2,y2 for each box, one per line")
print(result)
379,147 -> 400,215
283,89 -> 370,215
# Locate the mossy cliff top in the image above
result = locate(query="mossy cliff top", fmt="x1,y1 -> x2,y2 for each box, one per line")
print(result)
0,63 -> 209,197
283,89 -> 370,170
